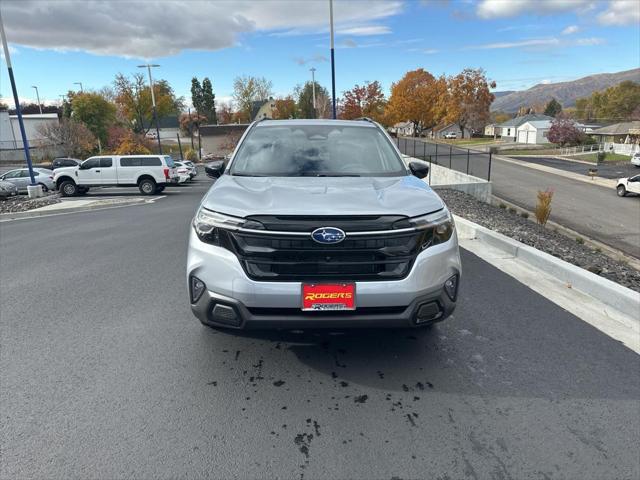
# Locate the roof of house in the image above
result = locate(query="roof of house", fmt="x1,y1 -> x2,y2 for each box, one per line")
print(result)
520,120 -> 552,129
497,114 -> 552,128
590,121 -> 640,135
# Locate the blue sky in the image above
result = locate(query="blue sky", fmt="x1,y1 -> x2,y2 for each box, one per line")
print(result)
1,0 -> 639,108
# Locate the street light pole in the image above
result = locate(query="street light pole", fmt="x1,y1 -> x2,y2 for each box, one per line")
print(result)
138,64 -> 162,154
310,67 -> 317,119
329,0 -> 336,119
0,10 -> 37,193
31,85 -> 42,114
74,82 -> 83,93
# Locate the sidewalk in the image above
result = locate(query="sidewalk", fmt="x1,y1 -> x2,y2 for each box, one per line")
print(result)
0,196 -> 155,220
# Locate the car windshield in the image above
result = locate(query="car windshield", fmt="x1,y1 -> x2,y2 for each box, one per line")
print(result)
230,124 -> 406,177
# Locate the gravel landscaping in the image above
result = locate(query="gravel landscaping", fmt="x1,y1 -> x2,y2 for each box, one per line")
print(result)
438,189 -> 640,292
0,193 -> 61,214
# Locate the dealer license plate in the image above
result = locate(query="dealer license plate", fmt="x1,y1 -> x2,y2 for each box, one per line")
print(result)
301,283 -> 356,311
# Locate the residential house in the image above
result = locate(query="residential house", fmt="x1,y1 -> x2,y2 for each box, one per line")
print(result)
590,121 -> 640,155
484,124 -> 497,137
390,121 -> 415,137
496,114 -> 553,141
515,120 -> 552,144
252,98 -> 276,121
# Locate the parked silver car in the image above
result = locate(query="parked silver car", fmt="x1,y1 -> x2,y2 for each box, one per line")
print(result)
0,180 -> 19,199
0,168 -> 56,193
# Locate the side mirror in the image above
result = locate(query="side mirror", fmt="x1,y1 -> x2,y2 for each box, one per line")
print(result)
205,160 -> 225,179
409,160 -> 429,179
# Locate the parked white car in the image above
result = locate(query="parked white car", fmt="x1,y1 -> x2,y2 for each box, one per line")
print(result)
174,161 -> 192,183
182,160 -> 198,178
443,132 -> 457,139
53,155 -> 178,196
616,174 -> 640,197
631,152 -> 640,167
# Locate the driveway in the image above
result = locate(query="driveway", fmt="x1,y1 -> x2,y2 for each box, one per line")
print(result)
1,176 -> 638,479
512,156 -> 638,180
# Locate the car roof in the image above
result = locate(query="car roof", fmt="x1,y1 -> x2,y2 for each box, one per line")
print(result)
255,119 -> 378,128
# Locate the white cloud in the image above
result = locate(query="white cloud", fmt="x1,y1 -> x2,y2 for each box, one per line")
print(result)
598,0 -> 640,25
476,0 -> 594,18
293,54 -> 329,65
0,44 -> 18,62
1,0 -> 403,58
539,79 -> 552,84
466,38 -> 561,49
465,36 -> 606,50
561,25 -> 580,35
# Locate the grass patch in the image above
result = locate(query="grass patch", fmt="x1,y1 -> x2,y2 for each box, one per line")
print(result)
568,152 -> 630,163
439,138 -> 500,146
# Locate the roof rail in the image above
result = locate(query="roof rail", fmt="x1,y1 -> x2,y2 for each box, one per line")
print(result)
354,117 -> 376,124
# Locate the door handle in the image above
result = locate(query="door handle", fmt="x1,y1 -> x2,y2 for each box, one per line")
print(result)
95,170 -> 101,173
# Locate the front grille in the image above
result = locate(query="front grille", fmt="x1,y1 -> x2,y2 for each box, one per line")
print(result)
226,217 -> 431,282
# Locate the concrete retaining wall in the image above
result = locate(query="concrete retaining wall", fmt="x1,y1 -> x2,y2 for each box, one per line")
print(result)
403,155 -> 492,202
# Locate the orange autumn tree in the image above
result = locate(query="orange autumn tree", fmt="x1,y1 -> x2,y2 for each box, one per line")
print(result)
445,68 -> 495,138
385,69 -> 447,136
339,81 -> 386,122
273,96 -> 297,119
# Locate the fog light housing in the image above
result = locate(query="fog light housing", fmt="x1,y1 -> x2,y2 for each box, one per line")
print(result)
444,274 -> 459,301
190,276 -> 206,303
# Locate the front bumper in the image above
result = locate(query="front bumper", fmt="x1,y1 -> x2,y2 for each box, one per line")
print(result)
187,228 -> 461,329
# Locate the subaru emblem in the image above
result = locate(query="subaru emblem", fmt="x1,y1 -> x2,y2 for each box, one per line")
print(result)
311,227 -> 346,244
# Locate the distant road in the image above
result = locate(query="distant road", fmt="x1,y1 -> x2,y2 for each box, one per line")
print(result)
401,138 -> 640,258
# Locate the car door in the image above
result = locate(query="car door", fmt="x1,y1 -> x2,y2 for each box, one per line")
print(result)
98,157 -> 116,184
628,175 -> 640,194
1,170 -> 28,192
76,157 -> 102,185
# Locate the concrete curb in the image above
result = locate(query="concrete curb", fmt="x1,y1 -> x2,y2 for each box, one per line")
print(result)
494,154 -> 616,189
454,214 -> 640,316
0,198 -> 149,220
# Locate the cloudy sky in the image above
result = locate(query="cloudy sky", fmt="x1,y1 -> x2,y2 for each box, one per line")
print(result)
1,0 -> 639,107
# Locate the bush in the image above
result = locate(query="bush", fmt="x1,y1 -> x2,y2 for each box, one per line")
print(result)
114,132 -> 151,155
597,151 -> 606,163
184,148 -> 199,161
508,207 -> 517,214
534,189 -> 554,226
520,212 -> 529,219
575,236 -> 584,244
498,202 -> 507,209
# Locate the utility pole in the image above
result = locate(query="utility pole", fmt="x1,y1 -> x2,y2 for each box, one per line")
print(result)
188,107 -> 194,149
138,64 -> 162,154
31,86 -> 43,114
310,67 -> 317,119
1,10 -> 38,196
74,82 -> 83,92
329,0 -> 336,119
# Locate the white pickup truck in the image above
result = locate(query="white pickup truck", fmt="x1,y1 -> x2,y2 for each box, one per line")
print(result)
53,155 -> 178,196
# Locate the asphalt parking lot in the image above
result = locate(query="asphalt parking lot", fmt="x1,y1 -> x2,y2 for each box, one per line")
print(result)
1,176 -> 639,479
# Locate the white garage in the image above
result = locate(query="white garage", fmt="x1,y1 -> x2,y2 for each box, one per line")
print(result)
516,120 -> 551,145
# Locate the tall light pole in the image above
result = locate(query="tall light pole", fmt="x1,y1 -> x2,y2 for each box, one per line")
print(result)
310,67 -> 317,119
31,85 -> 43,114
329,0 -> 336,119
1,10 -> 37,194
74,82 -> 83,92
138,63 -> 162,154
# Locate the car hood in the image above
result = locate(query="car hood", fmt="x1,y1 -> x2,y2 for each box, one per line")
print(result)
201,175 -> 444,218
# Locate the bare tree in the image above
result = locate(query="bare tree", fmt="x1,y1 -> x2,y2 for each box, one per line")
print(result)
37,118 -> 96,157
232,75 -> 274,122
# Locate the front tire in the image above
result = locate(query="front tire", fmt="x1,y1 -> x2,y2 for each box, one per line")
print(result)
138,178 -> 157,195
59,180 -> 78,197
38,183 -> 49,193
617,185 -> 627,197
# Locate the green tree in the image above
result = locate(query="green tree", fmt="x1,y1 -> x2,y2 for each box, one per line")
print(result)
574,81 -> 640,121
544,98 -> 563,117
71,92 -> 116,145
297,81 -> 330,119
201,77 -> 216,124
232,75 -> 273,122
191,77 -> 203,115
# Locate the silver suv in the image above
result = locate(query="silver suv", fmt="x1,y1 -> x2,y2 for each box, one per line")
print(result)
187,119 -> 461,329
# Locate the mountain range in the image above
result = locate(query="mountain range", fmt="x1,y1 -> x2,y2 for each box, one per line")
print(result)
490,68 -> 640,113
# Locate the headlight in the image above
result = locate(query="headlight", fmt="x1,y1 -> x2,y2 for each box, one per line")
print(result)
407,208 -> 455,248
193,208 -> 264,245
